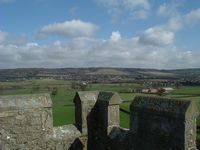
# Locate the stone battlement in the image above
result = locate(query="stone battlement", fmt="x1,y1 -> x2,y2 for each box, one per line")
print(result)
0,92 -> 199,150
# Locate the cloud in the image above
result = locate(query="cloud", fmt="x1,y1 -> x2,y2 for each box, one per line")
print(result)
139,8 -> 200,46
157,2 -> 200,26
38,20 -> 98,38
110,31 -> 121,41
157,2 -> 181,17
185,8 -> 200,25
0,31 -> 29,46
138,17 -> 182,46
1,35 -> 200,69
123,0 -> 150,10
95,0 -> 151,21
0,31 -> 7,43
139,27 -> 175,45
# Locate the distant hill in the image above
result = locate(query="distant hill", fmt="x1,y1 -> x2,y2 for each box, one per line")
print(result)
87,68 -> 128,75
0,68 -> 200,82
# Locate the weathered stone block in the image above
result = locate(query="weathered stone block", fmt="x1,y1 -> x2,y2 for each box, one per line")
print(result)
46,125 -> 82,150
0,94 -> 53,149
87,92 -> 122,150
130,96 -> 199,150
97,92 -> 122,133
73,91 -> 99,134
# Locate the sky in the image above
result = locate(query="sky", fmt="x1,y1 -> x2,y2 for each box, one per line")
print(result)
0,0 -> 200,69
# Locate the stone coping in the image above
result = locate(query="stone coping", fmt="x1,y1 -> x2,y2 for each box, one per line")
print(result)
0,94 -> 52,109
131,96 -> 198,116
74,91 -> 99,103
49,124 -> 81,140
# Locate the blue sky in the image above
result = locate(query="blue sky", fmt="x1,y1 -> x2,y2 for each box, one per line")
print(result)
0,0 -> 200,69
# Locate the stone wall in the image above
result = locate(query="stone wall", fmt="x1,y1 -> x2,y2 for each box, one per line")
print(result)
0,94 -> 82,150
130,96 -> 199,150
0,92 -> 199,150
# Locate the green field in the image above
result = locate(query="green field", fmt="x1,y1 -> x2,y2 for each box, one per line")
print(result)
1,79 -> 200,132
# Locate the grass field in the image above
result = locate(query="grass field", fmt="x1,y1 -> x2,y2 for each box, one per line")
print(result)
1,79 -> 200,131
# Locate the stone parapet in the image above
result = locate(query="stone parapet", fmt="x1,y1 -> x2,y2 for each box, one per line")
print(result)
0,92 -> 199,150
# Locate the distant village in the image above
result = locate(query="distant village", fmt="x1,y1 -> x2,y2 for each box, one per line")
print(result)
1,68 -> 200,88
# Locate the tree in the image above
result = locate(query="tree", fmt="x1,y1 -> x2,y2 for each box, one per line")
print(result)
80,82 -> 87,91
175,81 -> 181,89
70,81 -> 78,90
157,88 -> 165,96
51,87 -> 58,96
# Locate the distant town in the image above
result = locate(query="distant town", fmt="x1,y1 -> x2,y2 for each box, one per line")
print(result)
1,68 -> 200,85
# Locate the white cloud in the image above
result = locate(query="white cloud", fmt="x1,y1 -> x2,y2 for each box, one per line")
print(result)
157,3 -> 169,16
0,36 -> 200,69
167,16 -> 183,31
139,27 -> 175,45
0,31 -> 29,45
26,42 -> 39,47
157,2 -> 200,26
157,2 -> 180,17
122,0 -> 150,10
139,8 -> 200,46
39,20 -> 98,38
0,31 -> 7,43
110,31 -> 121,41
95,0 -> 151,21
139,17 -> 182,46
185,8 -> 200,25
53,40 -> 61,46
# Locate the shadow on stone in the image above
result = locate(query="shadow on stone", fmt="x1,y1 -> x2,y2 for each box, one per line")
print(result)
87,102 -> 103,150
108,127 -> 133,150
69,138 -> 84,150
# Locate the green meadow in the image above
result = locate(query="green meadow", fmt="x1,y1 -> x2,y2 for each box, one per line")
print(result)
1,79 -> 200,136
